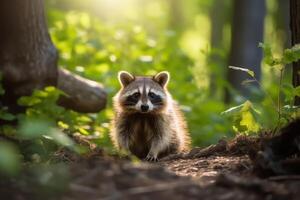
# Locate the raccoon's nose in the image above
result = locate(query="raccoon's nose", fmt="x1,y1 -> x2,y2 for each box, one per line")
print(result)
141,104 -> 149,112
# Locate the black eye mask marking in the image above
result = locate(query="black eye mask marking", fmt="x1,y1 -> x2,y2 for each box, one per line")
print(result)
124,92 -> 140,106
148,92 -> 163,105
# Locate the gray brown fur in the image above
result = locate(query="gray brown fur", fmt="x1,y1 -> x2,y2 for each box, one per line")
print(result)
110,71 -> 191,161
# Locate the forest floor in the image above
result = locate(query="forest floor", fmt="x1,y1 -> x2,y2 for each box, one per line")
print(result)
2,135 -> 300,200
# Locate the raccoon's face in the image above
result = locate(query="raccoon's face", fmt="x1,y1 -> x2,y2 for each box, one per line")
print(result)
117,71 -> 170,113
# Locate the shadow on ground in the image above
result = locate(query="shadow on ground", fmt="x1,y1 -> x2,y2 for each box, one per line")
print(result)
1,134 -> 300,200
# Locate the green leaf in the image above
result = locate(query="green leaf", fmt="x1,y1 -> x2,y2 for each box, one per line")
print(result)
239,111 -> 260,133
259,43 -> 276,66
243,101 -> 261,114
294,86 -> 300,97
78,127 -> 89,135
229,66 -> 255,77
0,142 -> 21,176
281,84 -> 295,102
282,105 -> 299,112
260,43 -> 300,66
47,129 -> 74,147
18,96 -> 42,106
58,121 -> 69,129
0,112 -> 16,121
18,119 -> 53,139
0,107 -> 15,121
282,44 -> 300,64
226,101 -> 261,134
221,104 -> 244,116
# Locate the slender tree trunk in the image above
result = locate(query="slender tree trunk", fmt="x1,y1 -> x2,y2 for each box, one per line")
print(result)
225,0 -> 266,103
290,0 -> 300,105
0,0 -> 106,113
0,0 -> 58,112
209,0 -> 226,97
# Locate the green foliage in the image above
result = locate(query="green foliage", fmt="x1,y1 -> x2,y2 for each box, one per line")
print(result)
46,8 -> 232,147
0,1 -> 296,198
260,43 -> 300,121
259,43 -> 300,66
0,86 -> 105,173
18,87 -> 90,133
17,86 -> 104,141
16,87 -> 105,154
225,43 -> 300,134
222,101 -> 260,135
0,1 -> 296,178
0,107 -> 16,121
0,141 -> 21,176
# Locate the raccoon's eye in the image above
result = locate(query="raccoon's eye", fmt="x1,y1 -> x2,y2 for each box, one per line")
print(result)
132,92 -> 140,99
148,92 -> 157,98
125,92 -> 140,105
149,91 -> 162,104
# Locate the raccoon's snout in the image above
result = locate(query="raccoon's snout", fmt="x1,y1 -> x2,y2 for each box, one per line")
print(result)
141,104 -> 149,112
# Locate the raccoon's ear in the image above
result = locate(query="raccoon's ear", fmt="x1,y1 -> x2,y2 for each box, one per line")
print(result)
118,71 -> 135,87
153,71 -> 170,88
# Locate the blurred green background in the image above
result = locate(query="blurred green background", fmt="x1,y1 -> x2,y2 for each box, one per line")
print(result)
1,0 -> 300,184
2,1 -> 300,196
43,0 -> 292,147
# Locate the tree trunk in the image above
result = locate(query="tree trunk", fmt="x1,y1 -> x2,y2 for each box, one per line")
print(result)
225,0 -> 266,103
57,69 -> 107,113
0,0 -> 106,113
0,0 -> 58,112
290,0 -> 300,105
208,0 -> 226,97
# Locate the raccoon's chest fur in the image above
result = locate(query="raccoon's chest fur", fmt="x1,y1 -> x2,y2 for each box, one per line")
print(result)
120,113 -> 165,158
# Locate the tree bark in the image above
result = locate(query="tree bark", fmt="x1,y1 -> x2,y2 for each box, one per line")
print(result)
0,0 -> 58,112
290,0 -> 300,105
57,69 -> 107,113
225,0 -> 266,103
0,0 -> 107,113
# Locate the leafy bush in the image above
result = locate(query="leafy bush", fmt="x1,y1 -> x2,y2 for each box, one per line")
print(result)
0,86 -> 102,174
224,44 -> 300,134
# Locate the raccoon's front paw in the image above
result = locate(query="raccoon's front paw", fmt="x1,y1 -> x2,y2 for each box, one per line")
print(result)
145,154 -> 158,162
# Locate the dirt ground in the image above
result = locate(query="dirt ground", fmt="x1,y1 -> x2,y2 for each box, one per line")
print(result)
63,135 -> 300,200
1,136 -> 300,200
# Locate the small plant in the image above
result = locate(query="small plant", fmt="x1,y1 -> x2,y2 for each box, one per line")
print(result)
259,43 -> 300,121
17,86 -> 92,135
222,100 -> 260,135
0,86 -> 101,175
224,44 -> 300,134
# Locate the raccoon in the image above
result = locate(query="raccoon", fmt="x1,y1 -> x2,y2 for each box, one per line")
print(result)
110,71 -> 191,161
